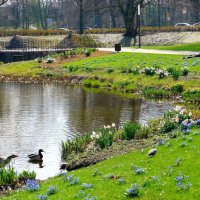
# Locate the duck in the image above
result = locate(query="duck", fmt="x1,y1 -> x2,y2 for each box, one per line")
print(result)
28,149 -> 44,162
0,154 -> 18,168
147,148 -> 157,156
60,163 -> 67,170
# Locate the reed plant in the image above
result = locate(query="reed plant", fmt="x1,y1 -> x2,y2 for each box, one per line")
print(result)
142,87 -> 170,98
183,89 -> 200,103
61,133 -> 91,159
122,121 -> 140,140
95,127 -> 115,149
0,165 -> 18,186
18,171 -> 36,182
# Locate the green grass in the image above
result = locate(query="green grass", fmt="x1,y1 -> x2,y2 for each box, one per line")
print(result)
2,128 -> 200,199
0,52 -> 200,98
141,42 -> 200,52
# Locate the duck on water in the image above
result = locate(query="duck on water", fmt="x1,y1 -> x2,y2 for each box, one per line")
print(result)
28,149 -> 44,162
0,154 -> 18,168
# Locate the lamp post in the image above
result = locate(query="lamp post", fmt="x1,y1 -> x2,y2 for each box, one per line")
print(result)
138,4 -> 141,48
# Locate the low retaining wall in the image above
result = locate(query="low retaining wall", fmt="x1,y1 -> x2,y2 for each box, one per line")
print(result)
0,50 -> 66,63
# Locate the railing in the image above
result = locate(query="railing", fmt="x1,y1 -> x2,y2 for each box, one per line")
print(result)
0,40 -> 72,51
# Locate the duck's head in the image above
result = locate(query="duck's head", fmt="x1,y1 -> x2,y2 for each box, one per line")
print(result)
38,149 -> 44,154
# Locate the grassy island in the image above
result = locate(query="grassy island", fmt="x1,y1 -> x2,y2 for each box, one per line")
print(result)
0,50 -> 200,102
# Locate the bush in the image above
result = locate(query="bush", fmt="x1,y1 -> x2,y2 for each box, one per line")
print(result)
122,121 -> 140,140
160,120 -> 177,134
84,49 -> 92,57
171,84 -> 184,94
167,67 -> 175,74
106,68 -> 114,73
182,67 -> 189,76
135,126 -> 151,139
172,70 -> 180,80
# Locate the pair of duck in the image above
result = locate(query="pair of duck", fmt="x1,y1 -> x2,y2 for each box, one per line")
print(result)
0,149 -> 44,168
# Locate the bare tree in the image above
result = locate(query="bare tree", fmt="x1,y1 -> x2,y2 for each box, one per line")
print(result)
0,0 -> 8,6
114,0 -> 153,36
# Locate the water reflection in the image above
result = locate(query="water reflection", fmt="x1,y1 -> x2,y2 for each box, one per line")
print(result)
0,83 -> 172,179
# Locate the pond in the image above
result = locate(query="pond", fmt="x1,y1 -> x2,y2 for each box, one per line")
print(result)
0,83 -> 172,180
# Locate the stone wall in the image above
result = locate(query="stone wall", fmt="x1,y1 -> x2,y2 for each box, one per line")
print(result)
89,32 -> 200,47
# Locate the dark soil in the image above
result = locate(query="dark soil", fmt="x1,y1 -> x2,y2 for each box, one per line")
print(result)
65,139 -> 155,171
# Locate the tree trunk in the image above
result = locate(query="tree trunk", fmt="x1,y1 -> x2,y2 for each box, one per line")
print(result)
123,11 -> 137,36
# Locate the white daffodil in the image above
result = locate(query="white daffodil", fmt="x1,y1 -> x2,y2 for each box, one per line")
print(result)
174,106 -> 182,112
112,123 -> 115,127
188,112 -> 192,116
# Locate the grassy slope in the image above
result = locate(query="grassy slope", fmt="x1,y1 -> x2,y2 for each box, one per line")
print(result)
0,53 -> 200,91
141,43 -> 200,52
2,128 -> 200,200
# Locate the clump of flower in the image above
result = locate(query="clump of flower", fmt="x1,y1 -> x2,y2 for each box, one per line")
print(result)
105,173 -> 118,179
46,186 -> 58,195
36,194 -> 48,200
65,174 -> 79,185
174,157 -> 183,167
36,57 -> 43,63
175,173 -> 192,190
132,164 -> 145,175
25,179 -> 39,192
165,166 -> 173,176
182,135 -> 186,140
143,176 -> 160,187
188,137 -> 193,142
166,142 -> 172,147
140,67 -> 157,76
195,119 -> 200,125
160,106 -> 194,135
92,169 -> 103,177
91,124 -> 117,149
183,129 -> 191,135
118,178 -> 126,185
45,56 -> 55,63
180,142 -> 187,148
74,190 -> 85,198
156,68 -> 169,79
158,139 -> 165,146
90,131 -> 101,140
193,131 -> 199,136
125,183 -> 141,198
182,66 -> 189,76
84,195 -> 97,200
82,183 -> 94,189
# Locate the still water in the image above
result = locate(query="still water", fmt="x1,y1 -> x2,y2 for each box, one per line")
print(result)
0,83 -> 172,179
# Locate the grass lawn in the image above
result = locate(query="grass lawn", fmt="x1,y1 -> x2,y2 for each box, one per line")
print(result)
2,127 -> 200,200
141,42 -> 200,52
0,52 -> 200,94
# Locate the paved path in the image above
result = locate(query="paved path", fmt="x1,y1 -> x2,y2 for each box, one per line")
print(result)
98,47 -> 198,55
